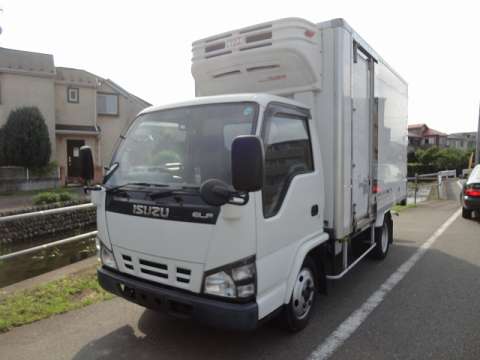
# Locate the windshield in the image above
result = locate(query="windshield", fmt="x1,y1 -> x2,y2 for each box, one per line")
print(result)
106,102 -> 258,188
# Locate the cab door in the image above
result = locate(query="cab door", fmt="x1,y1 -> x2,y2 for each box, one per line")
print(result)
255,103 -> 323,317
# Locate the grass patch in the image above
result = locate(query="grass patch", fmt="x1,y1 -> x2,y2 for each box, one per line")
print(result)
392,204 -> 417,213
0,268 -> 114,333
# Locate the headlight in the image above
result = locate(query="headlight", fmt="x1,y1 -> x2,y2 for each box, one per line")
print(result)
203,256 -> 256,299
204,271 -> 236,298
98,239 -> 117,270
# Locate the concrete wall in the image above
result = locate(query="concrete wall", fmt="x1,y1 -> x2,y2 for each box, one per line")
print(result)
0,73 -> 56,159
55,83 -> 96,127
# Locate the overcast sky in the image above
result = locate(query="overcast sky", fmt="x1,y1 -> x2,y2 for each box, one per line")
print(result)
1,0 -> 479,133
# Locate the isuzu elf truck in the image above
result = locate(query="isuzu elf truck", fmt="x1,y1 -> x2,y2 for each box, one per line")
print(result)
80,18 -> 407,331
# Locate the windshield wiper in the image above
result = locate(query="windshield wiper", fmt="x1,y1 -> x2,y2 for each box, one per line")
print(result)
106,182 -> 166,192
149,186 -> 199,200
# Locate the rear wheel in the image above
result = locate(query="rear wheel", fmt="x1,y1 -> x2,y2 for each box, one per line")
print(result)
281,257 -> 317,332
372,217 -> 392,260
462,207 -> 472,219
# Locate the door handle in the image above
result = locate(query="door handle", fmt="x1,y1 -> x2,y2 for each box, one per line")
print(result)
311,205 -> 319,216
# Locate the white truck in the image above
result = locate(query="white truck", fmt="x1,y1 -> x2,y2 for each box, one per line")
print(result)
80,18 -> 407,331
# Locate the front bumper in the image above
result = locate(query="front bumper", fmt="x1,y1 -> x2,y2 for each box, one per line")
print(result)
464,196 -> 480,211
97,266 -> 258,331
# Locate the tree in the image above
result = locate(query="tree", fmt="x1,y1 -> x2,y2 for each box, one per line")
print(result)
414,146 -> 469,174
2,107 -> 51,168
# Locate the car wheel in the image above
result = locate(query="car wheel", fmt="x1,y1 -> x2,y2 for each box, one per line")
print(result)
372,217 -> 392,260
462,207 -> 472,219
282,257 -> 317,332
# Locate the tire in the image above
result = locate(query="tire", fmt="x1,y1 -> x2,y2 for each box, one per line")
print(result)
281,257 -> 318,332
372,217 -> 391,260
462,207 -> 472,219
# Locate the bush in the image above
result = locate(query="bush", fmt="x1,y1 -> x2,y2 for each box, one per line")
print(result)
2,107 -> 51,168
32,191 -> 73,205
58,192 -> 73,202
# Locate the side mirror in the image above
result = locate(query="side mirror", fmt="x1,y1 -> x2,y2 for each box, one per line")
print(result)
231,135 -> 264,192
79,145 -> 94,183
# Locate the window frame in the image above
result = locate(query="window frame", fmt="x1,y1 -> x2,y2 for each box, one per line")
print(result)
260,101 -> 314,218
67,87 -> 79,104
97,92 -> 119,116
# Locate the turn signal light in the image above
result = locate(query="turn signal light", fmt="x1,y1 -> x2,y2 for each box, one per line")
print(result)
465,188 -> 480,197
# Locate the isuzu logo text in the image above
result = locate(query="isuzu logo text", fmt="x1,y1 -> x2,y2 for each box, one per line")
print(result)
132,204 -> 169,218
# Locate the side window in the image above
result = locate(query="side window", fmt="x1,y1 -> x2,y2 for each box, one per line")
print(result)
262,108 -> 313,218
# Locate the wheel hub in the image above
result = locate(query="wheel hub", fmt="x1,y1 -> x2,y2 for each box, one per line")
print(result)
292,268 -> 315,319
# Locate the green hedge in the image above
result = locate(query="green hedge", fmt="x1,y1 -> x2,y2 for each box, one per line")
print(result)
32,191 -> 74,205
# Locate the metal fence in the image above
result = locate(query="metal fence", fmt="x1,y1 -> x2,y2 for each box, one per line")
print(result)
407,170 -> 457,204
0,203 -> 96,261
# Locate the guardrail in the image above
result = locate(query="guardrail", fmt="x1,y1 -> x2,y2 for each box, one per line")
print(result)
0,230 -> 98,261
407,170 -> 458,204
0,203 -> 97,261
0,203 -> 95,224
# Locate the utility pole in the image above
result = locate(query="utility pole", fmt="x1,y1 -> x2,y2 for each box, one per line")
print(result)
476,102 -> 480,165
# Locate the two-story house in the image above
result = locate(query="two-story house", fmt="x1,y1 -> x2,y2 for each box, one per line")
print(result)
0,47 -> 150,184
407,123 -> 448,153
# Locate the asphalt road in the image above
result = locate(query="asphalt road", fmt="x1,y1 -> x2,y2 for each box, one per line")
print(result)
1,200 -> 479,360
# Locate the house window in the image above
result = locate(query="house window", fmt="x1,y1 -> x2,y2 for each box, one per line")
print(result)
67,87 -> 79,103
97,93 -> 119,116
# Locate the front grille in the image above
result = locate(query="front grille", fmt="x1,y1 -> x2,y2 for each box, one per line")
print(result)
119,252 -> 192,286
139,258 -> 168,279
176,267 -> 192,283
122,255 -> 135,273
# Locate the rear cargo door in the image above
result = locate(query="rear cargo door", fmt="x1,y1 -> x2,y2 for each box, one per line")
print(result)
351,45 -> 373,221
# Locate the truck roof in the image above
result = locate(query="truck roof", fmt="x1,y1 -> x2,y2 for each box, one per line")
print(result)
318,18 -> 408,86
139,93 -> 308,115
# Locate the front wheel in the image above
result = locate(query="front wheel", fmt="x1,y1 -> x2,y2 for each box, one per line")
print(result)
372,217 -> 392,260
281,257 -> 317,332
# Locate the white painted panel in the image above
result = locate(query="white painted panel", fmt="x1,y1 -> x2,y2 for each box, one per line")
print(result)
375,61 -> 408,210
351,53 -> 371,220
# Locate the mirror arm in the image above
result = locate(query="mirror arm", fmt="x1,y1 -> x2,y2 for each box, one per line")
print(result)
226,191 -> 249,206
84,184 -> 102,193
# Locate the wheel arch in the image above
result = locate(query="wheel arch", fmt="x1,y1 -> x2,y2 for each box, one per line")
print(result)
375,210 -> 393,243
283,232 -> 329,304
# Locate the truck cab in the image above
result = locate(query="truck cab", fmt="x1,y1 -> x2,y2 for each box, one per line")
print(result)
89,93 -> 327,331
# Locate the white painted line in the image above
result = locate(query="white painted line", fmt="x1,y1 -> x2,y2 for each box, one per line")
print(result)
307,208 -> 461,360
